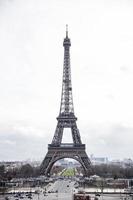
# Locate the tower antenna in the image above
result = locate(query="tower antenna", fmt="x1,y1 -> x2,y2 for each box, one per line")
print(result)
66,24 -> 68,37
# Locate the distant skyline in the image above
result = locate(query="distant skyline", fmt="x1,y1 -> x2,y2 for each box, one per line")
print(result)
0,0 -> 133,161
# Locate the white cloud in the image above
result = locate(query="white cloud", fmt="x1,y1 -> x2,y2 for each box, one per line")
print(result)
120,65 -> 129,72
82,122 -> 133,160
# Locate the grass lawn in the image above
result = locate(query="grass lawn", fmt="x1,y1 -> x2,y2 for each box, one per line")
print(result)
61,168 -> 75,177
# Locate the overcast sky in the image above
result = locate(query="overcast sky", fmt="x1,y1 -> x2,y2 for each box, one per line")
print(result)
0,0 -> 133,161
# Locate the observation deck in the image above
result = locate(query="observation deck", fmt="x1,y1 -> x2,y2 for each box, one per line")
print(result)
48,143 -> 85,149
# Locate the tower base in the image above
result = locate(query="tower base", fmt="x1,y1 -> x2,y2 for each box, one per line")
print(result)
40,144 -> 92,176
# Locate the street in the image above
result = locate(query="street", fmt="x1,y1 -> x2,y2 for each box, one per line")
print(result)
43,179 -> 75,199
1,179 -> 133,200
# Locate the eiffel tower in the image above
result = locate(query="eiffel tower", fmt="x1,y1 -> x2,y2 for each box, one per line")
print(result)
40,26 -> 92,176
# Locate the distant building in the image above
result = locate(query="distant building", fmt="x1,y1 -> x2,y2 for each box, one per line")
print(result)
54,159 -> 68,168
109,159 -> 122,166
109,158 -> 133,167
0,160 -> 41,172
122,158 -> 133,167
54,159 -> 81,168
0,161 -> 23,171
90,154 -> 108,165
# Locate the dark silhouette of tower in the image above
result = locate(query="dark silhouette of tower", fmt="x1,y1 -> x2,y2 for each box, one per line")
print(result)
40,26 -> 92,176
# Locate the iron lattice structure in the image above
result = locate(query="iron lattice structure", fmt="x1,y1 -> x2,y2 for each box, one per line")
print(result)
40,26 -> 92,176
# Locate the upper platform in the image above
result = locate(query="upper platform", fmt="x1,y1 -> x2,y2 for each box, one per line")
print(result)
48,143 -> 85,149
57,112 -> 77,120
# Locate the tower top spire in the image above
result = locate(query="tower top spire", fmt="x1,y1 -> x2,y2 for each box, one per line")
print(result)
66,24 -> 68,38
63,24 -> 71,46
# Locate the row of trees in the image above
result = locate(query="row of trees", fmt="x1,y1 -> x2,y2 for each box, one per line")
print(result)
0,164 -> 40,180
78,164 -> 133,179
0,164 -> 64,180
93,164 -> 133,179
1,163 -> 133,180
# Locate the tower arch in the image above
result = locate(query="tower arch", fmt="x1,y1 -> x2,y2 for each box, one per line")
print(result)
45,156 -> 88,176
